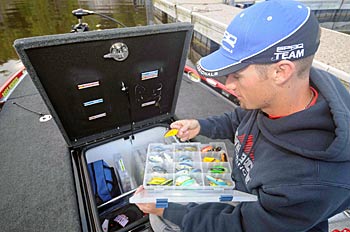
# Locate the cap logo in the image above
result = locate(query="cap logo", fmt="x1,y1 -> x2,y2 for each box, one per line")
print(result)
222,31 -> 237,54
272,43 -> 304,61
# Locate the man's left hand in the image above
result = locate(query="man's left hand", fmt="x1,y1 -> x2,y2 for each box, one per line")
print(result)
134,186 -> 165,216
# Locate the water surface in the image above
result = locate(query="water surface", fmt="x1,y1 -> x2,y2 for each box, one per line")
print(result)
0,0 -> 149,83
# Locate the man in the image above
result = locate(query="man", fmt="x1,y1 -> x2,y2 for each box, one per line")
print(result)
136,0 -> 350,231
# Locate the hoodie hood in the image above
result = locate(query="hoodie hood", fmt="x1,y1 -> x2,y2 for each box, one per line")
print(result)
257,67 -> 350,162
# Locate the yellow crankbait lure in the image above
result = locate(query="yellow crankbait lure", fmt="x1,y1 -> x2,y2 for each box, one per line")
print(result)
164,128 -> 179,138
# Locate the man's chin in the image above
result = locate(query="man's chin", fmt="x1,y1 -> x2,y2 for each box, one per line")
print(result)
239,102 -> 246,109
239,103 -> 255,110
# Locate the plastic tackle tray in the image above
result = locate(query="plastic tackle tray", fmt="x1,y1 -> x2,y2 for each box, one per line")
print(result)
130,142 -> 257,206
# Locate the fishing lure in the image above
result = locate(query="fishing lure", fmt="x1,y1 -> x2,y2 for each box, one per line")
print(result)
164,128 -> 178,138
190,168 -> 202,173
178,154 -> 192,162
176,162 -> 193,171
206,175 -> 229,186
147,177 -> 168,185
152,166 -> 167,174
163,152 -> 173,162
201,145 -> 213,152
176,169 -> 190,175
175,175 -> 196,186
176,146 -> 198,152
151,146 -> 172,153
159,179 -> 173,186
201,145 -> 222,152
151,146 -> 166,152
220,152 -> 228,162
181,178 -> 196,186
202,157 -> 220,162
183,146 -> 197,151
148,155 -> 163,163
209,165 -> 227,174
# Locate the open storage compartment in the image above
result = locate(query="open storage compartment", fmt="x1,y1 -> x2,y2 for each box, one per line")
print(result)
14,23 -> 193,231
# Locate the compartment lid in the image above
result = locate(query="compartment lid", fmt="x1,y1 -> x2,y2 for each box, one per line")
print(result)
129,189 -> 257,208
14,23 -> 193,147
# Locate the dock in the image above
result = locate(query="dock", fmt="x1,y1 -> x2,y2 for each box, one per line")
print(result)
153,0 -> 350,90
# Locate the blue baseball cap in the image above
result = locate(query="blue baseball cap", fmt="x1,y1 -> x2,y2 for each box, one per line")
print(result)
196,0 -> 320,77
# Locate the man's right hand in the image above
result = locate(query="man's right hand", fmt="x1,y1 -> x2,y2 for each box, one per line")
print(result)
170,119 -> 200,141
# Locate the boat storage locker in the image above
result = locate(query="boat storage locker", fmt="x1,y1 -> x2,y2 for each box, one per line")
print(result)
14,23 -> 193,232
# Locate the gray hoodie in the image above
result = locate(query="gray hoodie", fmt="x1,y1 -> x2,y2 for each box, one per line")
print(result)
163,67 -> 350,232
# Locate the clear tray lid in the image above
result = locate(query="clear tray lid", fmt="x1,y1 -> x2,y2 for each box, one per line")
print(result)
129,189 -> 257,208
13,23 -> 193,147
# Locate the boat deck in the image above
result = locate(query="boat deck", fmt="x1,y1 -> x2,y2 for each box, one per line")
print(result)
1,69 -> 349,231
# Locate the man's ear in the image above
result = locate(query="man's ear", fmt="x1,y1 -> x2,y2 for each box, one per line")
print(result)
272,60 -> 295,85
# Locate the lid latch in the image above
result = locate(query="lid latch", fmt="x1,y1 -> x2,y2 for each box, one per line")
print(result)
219,195 -> 233,202
156,198 -> 169,208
